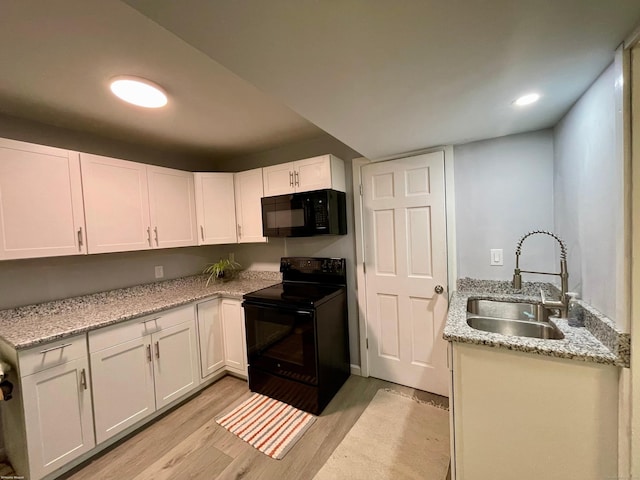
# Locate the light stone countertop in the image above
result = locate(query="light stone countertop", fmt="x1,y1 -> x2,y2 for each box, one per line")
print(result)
0,271 -> 281,350
443,278 -> 630,367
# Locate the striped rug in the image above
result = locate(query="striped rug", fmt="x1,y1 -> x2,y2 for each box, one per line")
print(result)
216,393 -> 316,459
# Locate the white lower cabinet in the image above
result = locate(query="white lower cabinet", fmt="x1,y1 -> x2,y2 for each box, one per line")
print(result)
7,335 -> 95,480
449,342 -> 619,480
89,305 -> 199,444
197,299 -> 225,378
90,337 -> 155,444
221,299 -> 247,376
197,298 -> 247,379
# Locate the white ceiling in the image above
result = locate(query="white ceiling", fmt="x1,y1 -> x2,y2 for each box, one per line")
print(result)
2,1 -> 640,162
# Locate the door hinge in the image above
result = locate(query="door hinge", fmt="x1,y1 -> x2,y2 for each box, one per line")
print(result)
359,184 -> 363,196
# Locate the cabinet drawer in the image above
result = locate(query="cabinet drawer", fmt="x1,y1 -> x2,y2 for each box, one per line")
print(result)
89,305 -> 195,352
18,334 -> 87,377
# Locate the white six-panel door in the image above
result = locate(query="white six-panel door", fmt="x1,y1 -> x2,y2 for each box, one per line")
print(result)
362,152 -> 449,395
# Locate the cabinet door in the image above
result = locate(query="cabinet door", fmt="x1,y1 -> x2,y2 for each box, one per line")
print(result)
234,168 -> 267,243
0,139 -> 86,260
194,173 -> 238,245
22,357 -> 95,480
197,299 -> 225,378
221,299 -> 247,376
90,336 -> 156,444
262,162 -> 294,196
294,155 -> 332,192
152,320 -> 199,409
147,166 -> 198,249
80,153 -> 151,254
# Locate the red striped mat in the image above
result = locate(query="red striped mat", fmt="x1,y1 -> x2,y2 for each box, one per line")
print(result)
216,393 -> 316,459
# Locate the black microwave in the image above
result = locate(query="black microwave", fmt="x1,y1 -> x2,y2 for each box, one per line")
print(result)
261,189 -> 347,237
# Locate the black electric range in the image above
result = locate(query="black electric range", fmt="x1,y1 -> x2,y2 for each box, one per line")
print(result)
242,257 -> 350,414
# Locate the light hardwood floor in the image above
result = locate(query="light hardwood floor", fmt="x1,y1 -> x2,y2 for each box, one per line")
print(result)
62,375 -> 450,480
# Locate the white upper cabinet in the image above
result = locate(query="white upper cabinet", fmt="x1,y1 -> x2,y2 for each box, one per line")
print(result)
81,153 -> 152,254
234,168 -> 267,244
194,172 -> 238,245
81,153 -> 197,254
147,166 -> 198,248
0,138 -> 87,260
262,154 -> 346,197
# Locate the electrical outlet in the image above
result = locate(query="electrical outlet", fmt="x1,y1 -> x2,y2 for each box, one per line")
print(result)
490,249 -> 503,266
154,265 -> 164,279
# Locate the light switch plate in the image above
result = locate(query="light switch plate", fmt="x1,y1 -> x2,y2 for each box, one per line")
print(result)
490,249 -> 503,266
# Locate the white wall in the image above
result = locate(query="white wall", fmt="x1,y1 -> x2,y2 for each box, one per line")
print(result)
553,63 -> 624,326
0,245 -> 227,310
454,130 -> 556,283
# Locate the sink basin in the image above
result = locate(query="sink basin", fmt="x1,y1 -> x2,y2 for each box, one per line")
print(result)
466,316 -> 565,340
467,299 -> 551,321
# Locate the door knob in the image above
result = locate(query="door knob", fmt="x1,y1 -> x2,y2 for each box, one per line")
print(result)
435,285 -> 444,294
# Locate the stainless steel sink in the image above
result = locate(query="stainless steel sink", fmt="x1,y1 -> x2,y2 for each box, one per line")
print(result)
467,299 -> 551,321
466,316 -> 565,340
466,298 -> 564,340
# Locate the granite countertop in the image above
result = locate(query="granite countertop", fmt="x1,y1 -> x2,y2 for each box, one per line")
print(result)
443,278 -> 630,367
0,271 -> 281,351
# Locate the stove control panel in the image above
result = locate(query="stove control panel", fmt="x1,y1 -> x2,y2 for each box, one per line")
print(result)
280,257 -> 346,277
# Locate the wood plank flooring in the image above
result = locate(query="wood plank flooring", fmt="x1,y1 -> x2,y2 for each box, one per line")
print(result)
61,375 -> 450,480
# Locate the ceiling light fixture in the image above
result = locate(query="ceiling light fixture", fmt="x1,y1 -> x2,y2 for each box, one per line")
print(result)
513,93 -> 541,107
109,76 -> 168,108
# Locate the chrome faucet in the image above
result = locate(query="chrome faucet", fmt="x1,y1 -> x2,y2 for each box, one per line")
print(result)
512,230 -> 569,318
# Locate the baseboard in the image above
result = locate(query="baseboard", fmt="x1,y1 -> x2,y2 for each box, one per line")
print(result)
350,364 -> 362,376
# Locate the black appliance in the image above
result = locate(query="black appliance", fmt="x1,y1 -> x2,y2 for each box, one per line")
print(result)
261,189 -> 347,237
242,257 -> 350,415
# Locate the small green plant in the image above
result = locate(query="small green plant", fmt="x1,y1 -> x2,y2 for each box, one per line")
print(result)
203,258 -> 242,286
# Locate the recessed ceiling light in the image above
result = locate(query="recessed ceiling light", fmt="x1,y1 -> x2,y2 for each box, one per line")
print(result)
109,76 -> 168,108
513,93 -> 541,107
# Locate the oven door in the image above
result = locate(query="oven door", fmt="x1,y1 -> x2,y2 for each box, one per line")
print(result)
243,302 -> 318,385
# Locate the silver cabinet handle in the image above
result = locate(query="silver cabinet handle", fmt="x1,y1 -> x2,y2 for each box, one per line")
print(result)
40,343 -> 73,354
289,171 -> 294,187
200,225 -> 205,241
294,170 -> 300,186
80,368 -> 87,390
77,227 -> 83,251
155,341 -> 160,359
237,224 -> 242,238
154,226 -> 159,246
146,344 -> 152,362
147,227 -> 152,247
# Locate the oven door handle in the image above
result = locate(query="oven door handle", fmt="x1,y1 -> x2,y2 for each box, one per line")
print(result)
243,301 -> 314,317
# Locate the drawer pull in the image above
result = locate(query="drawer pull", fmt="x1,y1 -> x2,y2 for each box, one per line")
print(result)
80,368 -> 87,390
39,343 -> 73,354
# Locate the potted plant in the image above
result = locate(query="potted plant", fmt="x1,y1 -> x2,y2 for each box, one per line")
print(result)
203,258 -> 242,285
